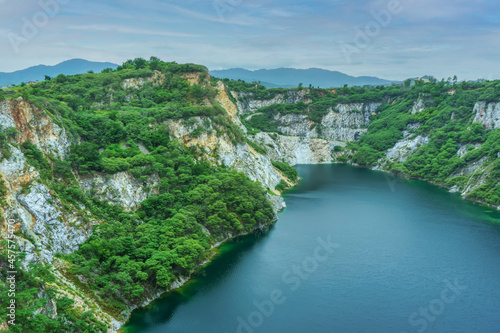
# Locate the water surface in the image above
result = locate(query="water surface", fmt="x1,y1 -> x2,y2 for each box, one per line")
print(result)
124,164 -> 500,333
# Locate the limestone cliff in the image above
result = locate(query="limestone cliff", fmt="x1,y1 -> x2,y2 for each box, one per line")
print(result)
0,98 -> 89,266
229,88 -> 498,210
320,103 -> 381,141
122,70 -> 165,90
0,97 -> 71,157
2,69 -> 498,332
473,101 -> 500,129
78,172 -> 160,211
233,92 -> 381,165
263,102 -> 381,142
233,89 -> 312,115
165,116 -> 283,192
253,132 -> 345,165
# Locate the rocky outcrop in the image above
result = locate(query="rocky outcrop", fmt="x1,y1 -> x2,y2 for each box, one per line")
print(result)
411,98 -> 427,114
384,135 -> 429,162
233,89 -> 312,115
274,113 -> 318,138
449,156 -> 492,201
320,103 -> 381,141
78,172 -> 160,211
215,81 -> 246,131
254,132 -> 345,166
181,72 -> 205,86
165,117 -> 283,192
473,102 -> 500,129
456,143 -> 482,158
122,70 -> 165,89
0,99 -> 89,266
0,97 -> 71,157
245,102 -> 381,142
16,183 -> 94,264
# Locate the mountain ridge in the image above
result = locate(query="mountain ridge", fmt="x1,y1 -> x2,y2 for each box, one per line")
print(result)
0,59 -> 118,86
210,67 -> 396,88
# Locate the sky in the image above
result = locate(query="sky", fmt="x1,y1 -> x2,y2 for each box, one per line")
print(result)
0,0 -> 499,80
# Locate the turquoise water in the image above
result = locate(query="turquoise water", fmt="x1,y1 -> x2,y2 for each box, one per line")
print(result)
124,164 -> 500,333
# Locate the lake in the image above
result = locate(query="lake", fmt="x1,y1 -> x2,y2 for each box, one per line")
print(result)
124,164 -> 500,333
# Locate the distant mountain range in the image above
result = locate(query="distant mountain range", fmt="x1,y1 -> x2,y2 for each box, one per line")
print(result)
0,59 -> 118,86
1,60 -> 396,88
210,68 -> 396,88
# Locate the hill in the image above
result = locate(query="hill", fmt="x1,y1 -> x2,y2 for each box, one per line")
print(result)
210,67 -> 396,88
0,58 -> 498,332
0,59 -> 118,86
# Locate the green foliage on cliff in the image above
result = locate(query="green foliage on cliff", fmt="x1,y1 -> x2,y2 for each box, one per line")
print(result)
0,58 -> 276,330
38,58 -> 274,312
348,79 -> 500,206
240,83 -> 406,135
226,76 -> 499,206
216,78 -> 289,100
68,161 -> 274,315
0,126 -> 17,160
272,161 -> 299,182
0,254 -> 107,333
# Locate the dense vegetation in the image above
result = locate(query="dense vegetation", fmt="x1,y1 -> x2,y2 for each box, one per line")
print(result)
228,76 -> 500,206
347,80 -> 500,205
241,84 -> 406,135
214,77 -> 290,100
1,57 -> 499,332
0,259 -> 107,333
0,58 -> 275,331
272,161 -> 299,182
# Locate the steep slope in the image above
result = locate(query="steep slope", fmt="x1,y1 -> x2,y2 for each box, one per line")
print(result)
226,79 -> 500,210
0,59 -> 289,332
1,59 -> 498,333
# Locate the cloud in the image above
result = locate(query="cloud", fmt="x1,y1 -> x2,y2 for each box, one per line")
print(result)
66,24 -> 204,38
0,0 -> 498,80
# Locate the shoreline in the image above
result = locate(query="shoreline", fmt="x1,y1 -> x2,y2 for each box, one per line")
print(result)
114,220 -> 280,332
113,163 -> 498,331
344,161 -> 500,212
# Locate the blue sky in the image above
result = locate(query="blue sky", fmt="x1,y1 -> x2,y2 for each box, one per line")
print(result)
1,0 -> 499,80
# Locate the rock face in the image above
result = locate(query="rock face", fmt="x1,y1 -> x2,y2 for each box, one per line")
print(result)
233,89 -> 312,115
215,81 -> 246,131
0,97 -> 71,157
122,70 -> 165,89
0,99 -> 87,266
274,113 -> 318,138
78,172 -> 160,211
254,132 -> 345,166
235,92 -> 381,143
165,117 -> 283,192
384,136 -> 429,162
473,102 -> 500,129
450,156 -> 491,199
320,103 -> 381,141
411,99 -> 427,114
16,183 -> 94,264
235,100 -> 381,169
